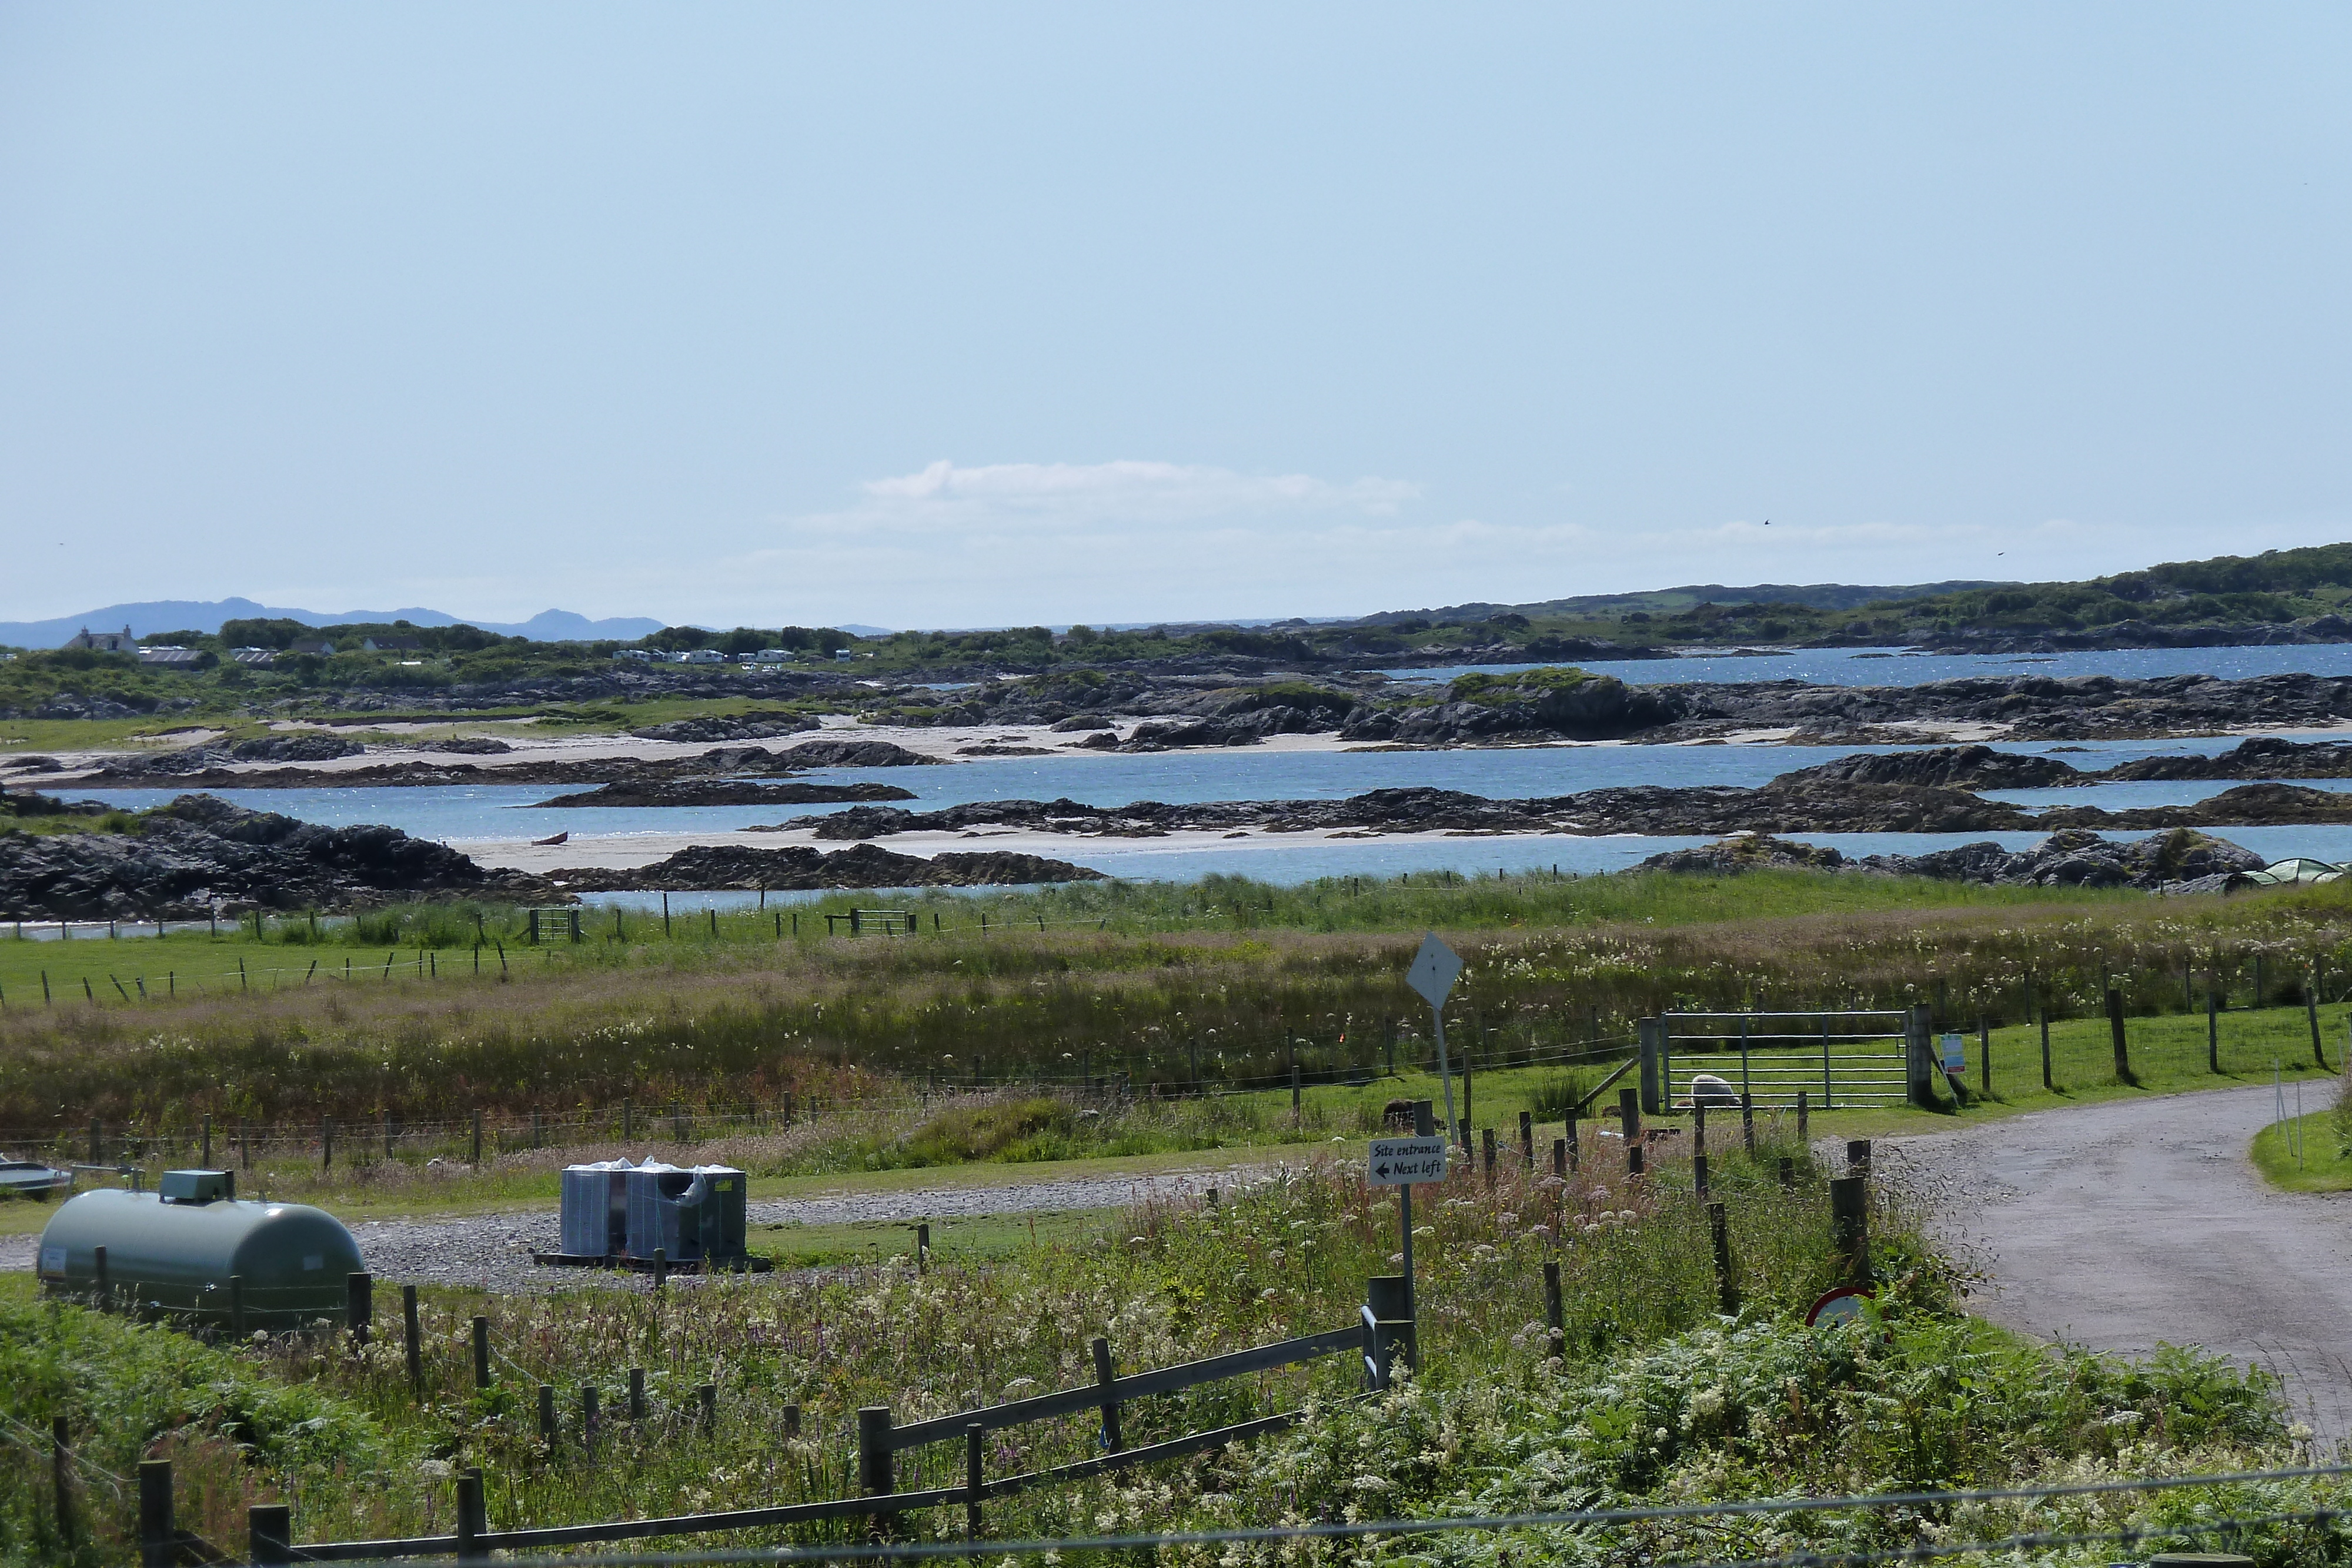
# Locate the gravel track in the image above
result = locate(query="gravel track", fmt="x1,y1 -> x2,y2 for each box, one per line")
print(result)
1893,1082 -> 2352,1437
0,1166 -> 1257,1295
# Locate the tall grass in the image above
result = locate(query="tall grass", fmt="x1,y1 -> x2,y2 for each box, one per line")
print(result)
5,1145 -> 2323,1566
9,876 -> 2352,1127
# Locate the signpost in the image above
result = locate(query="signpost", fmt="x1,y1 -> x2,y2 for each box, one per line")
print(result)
1368,1124 -> 1444,1327
1406,932 -> 1465,1151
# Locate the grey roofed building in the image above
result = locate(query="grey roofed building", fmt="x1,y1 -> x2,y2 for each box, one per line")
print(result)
64,624 -> 135,652
135,646 -> 202,666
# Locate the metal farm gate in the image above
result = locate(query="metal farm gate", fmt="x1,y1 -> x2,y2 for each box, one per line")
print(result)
1644,1011 -> 1915,1112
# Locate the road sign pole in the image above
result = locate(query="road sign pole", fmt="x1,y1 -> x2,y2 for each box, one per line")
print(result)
1432,1004 -> 1459,1152
1399,1182 -> 1414,1318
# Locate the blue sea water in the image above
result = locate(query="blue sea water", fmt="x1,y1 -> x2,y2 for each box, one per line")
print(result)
55,637 -> 2352,887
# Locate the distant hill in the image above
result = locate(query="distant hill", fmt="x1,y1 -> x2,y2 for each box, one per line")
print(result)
1352,580 -> 2012,626
0,599 -> 664,648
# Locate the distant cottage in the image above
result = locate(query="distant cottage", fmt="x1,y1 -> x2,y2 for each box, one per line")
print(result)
361,636 -> 423,653
64,625 -> 135,652
288,639 -> 336,656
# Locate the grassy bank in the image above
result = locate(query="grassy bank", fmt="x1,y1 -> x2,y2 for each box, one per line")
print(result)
5,1151 -> 2335,1567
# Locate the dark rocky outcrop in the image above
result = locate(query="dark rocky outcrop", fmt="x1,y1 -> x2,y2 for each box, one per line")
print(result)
0,793 -> 553,918
1771,744 -> 2079,790
629,713 -> 821,743
775,739 -> 942,768
1639,827 -> 2265,892
547,842 -> 1103,891
2091,735 -> 2352,782
1342,671 -> 1683,744
782,781 -> 2037,841
1635,835 -> 1852,874
416,737 -> 514,754
530,780 -> 918,808
2037,782 -> 2352,830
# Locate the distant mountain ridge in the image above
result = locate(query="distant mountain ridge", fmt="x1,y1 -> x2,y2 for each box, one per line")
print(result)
1351,579 -> 2013,626
0,599 -> 664,648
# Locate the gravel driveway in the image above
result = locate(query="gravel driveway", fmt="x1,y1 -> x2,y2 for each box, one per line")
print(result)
0,1166 -> 1257,1296
1894,1081 -> 2352,1437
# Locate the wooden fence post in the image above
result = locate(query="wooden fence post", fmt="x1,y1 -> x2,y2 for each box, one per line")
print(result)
698,1383 -> 717,1437
1708,1202 -> 1739,1315
1542,1260 -> 1564,1360
1795,1091 -> 1808,1144
1518,1110 -> 1534,1167
455,1470 -> 485,1564
249,1503 -> 292,1566
402,1285 -> 422,1390
1481,1127 -> 1496,1186
630,1368 -> 647,1421
471,1316 -> 490,1388
2208,987 -> 2220,1074
1617,1087 -> 1640,1142
1693,1154 -> 1709,1197
1091,1337 -> 1124,1451
1846,1139 -> 1872,1176
965,1422 -> 985,1542
858,1406 -> 896,1540
1830,1176 -> 1870,1287
1778,1156 -> 1796,1191
1564,1111 -> 1579,1172
539,1385 -> 556,1447
2106,988 -> 2133,1083
138,1457 -> 174,1568
1551,1138 -> 1566,1178
2308,978 -> 2329,1072
345,1272 -> 372,1346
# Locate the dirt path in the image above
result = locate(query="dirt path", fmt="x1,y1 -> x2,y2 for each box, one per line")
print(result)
1895,1082 -> 2352,1436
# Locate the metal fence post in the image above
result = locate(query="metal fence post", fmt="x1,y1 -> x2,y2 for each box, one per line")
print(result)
965,1421 -> 985,1542
455,1470 -> 485,1563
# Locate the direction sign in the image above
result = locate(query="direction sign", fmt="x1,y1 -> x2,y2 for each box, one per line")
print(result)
1405,932 -> 1463,1009
1368,1136 -> 1448,1186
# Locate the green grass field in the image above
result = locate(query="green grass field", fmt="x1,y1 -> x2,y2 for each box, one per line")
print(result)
2250,1106 -> 2351,1192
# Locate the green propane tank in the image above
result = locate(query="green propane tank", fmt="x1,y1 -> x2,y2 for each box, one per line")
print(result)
38,1173 -> 363,1332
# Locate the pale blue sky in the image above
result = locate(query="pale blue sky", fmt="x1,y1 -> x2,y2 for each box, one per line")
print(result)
2,5 -> 2346,629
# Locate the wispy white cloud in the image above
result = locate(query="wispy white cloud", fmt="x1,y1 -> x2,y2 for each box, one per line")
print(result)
816,459 -> 1419,535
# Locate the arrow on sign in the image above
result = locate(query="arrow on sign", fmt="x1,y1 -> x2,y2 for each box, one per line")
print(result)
1405,932 -> 1463,1009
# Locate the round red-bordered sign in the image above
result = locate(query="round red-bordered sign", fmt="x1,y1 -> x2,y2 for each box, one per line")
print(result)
1806,1286 -> 1875,1328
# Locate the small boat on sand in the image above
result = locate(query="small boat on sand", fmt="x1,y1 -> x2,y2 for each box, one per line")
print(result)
533,831 -> 569,846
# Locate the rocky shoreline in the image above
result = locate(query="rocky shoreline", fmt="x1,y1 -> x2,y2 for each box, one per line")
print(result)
545,843 -> 1104,892
1641,828 -> 2266,893
0,794 -> 556,919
